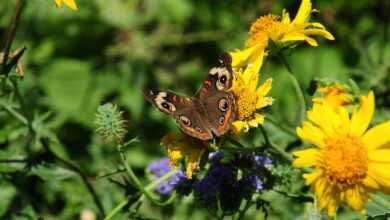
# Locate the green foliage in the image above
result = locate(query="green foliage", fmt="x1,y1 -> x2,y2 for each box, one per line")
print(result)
0,0 -> 389,219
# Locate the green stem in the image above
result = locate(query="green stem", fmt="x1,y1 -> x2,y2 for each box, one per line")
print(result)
0,100 -> 27,125
0,0 -> 25,75
237,199 -> 252,220
260,126 -> 293,162
104,168 -> 179,220
10,79 -> 33,132
117,144 -> 176,206
103,199 -> 129,220
279,52 -> 306,124
40,138 -> 106,217
371,194 -> 390,210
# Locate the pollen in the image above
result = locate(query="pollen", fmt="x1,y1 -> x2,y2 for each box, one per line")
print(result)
319,135 -> 368,187
235,89 -> 258,120
246,15 -> 283,48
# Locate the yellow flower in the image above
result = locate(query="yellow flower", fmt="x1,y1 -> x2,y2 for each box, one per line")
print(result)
293,91 -> 390,216
233,0 -> 334,69
312,82 -> 353,108
54,0 -> 78,10
229,49 -> 273,134
247,0 -> 334,49
161,133 -> 208,179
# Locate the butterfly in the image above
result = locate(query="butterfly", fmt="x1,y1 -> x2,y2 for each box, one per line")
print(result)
143,54 -> 236,141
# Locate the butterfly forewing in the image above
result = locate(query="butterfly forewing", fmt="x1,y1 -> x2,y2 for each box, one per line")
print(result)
143,90 -> 213,140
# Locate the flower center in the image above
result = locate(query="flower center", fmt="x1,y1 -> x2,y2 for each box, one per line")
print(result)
246,15 -> 283,48
319,135 -> 368,187
235,89 -> 258,120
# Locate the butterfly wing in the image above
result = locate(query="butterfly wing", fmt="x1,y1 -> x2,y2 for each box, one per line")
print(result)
201,92 -> 236,137
197,53 -> 236,137
199,53 -> 233,99
143,90 -> 213,140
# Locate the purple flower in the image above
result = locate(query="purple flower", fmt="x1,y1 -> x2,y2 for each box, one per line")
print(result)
147,157 -> 186,195
209,151 -> 224,165
254,155 -> 272,166
194,163 -> 241,212
245,175 -> 263,191
148,157 -> 171,178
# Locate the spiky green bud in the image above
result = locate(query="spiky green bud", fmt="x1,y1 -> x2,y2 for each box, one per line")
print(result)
95,103 -> 127,144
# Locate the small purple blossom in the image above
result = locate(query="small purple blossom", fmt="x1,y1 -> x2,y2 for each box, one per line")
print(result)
245,175 -> 263,191
209,151 -> 224,165
147,157 -> 186,195
254,155 -> 272,166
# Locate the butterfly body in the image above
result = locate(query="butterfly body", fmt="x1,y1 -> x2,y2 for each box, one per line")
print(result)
143,54 -> 236,141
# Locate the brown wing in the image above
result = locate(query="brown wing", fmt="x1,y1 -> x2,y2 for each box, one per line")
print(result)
201,92 -> 236,137
199,53 -> 233,100
142,90 -> 213,140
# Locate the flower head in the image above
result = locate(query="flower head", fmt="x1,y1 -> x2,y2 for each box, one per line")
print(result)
293,91 -> 390,216
231,0 -> 334,70
148,157 -> 186,196
95,103 -> 127,144
161,133 -> 208,179
312,82 -> 353,108
147,157 -> 187,196
247,0 -> 334,49
54,0 -> 78,10
229,50 -> 273,134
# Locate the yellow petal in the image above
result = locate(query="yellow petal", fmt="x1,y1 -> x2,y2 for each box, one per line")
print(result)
296,122 -> 326,148
63,0 -> 78,10
161,133 -> 207,179
327,197 -> 340,217
232,121 -> 247,134
350,91 -> 374,137
368,149 -> 390,162
362,175 -> 380,191
256,97 -> 274,109
54,0 -> 62,7
307,102 -> 348,138
256,78 -> 273,97
303,28 -> 335,40
310,22 -> 326,29
367,163 -> 390,187
303,170 -> 322,185
280,32 -> 318,46
363,121 -> 390,150
292,0 -> 312,24
248,113 -> 265,127
344,186 -> 367,212
292,148 -> 318,168
241,50 -> 264,81
281,9 -> 291,24
229,44 -> 264,68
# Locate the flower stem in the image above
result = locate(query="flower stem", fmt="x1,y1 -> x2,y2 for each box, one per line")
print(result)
279,52 -> 307,124
0,100 -> 27,125
103,169 -> 178,220
237,199 -> 252,220
260,126 -> 293,162
117,144 -> 176,206
0,0 -> 25,75
371,194 -> 390,210
40,138 -> 106,217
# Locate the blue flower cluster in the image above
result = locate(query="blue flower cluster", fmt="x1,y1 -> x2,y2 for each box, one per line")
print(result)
193,151 -> 273,214
147,157 -> 186,196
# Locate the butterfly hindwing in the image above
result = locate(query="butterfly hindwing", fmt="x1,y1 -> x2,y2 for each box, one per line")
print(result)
201,92 -> 236,137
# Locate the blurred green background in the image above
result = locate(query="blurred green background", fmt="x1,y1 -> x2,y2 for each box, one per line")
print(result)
0,0 -> 389,219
